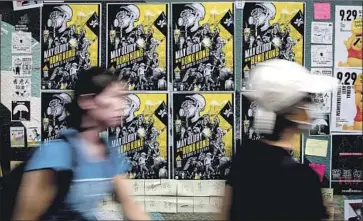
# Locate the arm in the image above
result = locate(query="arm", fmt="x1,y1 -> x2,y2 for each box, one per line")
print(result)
216,185 -> 233,221
12,169 -> 58,220
113,175 -> 150,220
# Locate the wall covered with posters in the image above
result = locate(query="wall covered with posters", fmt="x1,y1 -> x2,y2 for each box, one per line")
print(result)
0,0 -> 362,218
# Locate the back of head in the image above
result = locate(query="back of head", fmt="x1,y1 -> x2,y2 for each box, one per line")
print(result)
244,59 -> 338,141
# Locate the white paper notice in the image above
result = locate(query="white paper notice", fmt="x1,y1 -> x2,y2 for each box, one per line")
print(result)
193,197 -> 210,213
193,180 -> 206,196
344,199 -> 363,220
310,93 -> 331,114
144,196 -> 160,212
209,197 -> 223,213
177,180 -> 194,196
12,55 -> 32,76
207,180 -> 225,196
158,196 -> 177,213
311,45 -> 333,67
12,31 -> 32,54
311,22 -> 333,44
160,179 -> 177,196
305,138 -> 328,157
144,179 -> 161,195
177,197 -> 194,213
12,77 -> 31,100
130,180 -> 145,196
311,68 -> 333,76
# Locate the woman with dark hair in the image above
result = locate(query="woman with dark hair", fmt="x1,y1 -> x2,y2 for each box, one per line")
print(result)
12,67 -> 150,220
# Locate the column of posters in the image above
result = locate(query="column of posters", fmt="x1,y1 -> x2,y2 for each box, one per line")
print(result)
332,6 -> 362,133
172,3 -> 234,91
173,93 -> 234,179
41,3 -> 101,90
331,135 -> 363,195
106,3 -> 169,91
242,2 -> 305,90
108,93 -> 168,179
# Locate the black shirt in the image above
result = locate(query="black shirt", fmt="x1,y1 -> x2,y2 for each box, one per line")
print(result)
227,140 -> 328,221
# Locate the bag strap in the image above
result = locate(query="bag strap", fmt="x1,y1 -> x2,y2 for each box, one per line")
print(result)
280,156 -> 298,167
58,133 -> 78,168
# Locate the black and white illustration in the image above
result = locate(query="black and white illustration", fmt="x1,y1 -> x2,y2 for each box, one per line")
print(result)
173,93 -> 234,180
172,3 -> 235,91
12,55 -> 32,76
311,45 -> 333,67
12,31 -> 32,54
41,91 -> 73,142
311,22 -> 333,44
12,77 -> 31,100
311,68 -> 333,76
107,3 -> 169,91
241,93 -> 260,141
13,1 -> 43,11
11,100 -> 30,121
41,3 -> 101,90
344,199 -> 363,221
108,93 -> 169,179
309,114 -> 330,136
310,92 -> 331,114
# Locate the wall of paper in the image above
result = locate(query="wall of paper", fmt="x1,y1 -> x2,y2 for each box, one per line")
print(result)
0,0 -> 361,218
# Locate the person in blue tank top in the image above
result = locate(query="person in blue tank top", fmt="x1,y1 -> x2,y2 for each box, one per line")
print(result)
12,67 -> 150,220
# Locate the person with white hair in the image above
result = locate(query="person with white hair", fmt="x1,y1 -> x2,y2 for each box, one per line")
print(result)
113,4 -> 140,34
218,59 -> 338,221
178,3 -> 206,34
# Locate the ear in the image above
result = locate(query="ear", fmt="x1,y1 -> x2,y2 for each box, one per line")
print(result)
78,94 -> 97,110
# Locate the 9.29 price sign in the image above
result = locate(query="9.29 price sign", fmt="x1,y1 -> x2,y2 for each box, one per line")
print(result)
334,6 -> 362,68
331,69 -> 362,133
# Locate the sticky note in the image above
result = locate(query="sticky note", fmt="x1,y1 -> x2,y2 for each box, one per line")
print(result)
128,179 -> 145,196
314,3 -> 331,20
305,138 -> 328,157
158,196 -> 177,213
309,163 -> 326,182
209,197 -> 223,213
177,180 -> 194,196
160,179 -> 177,196
193,197 -> 210,213
144,179 -> 161,196
321,188 -> 334,201
207,180 -> 225,196
177,197 -> 194,213
144,196 -> 160,212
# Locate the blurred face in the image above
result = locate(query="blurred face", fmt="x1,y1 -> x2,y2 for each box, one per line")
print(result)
84,83 -> 126,127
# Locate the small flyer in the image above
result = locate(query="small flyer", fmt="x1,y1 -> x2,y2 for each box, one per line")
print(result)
311,22 -> 333,44
11,101 -> 30,121
27,126 -> 41,147
12,55 -> 32,76
311,68 -> 333,76
311,45 -> 333,67
10,127 -> 25,148
12,31 -> 32,54
12,77 -> 31,100
310,114 -> 330,136
344,199 -> 362,221
13,1 -> 43,11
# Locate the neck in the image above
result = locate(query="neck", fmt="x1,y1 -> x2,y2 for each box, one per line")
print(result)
79,115 -> 103,144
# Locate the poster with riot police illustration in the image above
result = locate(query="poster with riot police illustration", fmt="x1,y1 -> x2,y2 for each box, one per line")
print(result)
41,3 -> 101,90
109,93 -> 168,179
41,91 -> 73,142
173,93 -> 234,179
107,3 -> 168,91
172,3 -> 234,91
242,2 -> 305,90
